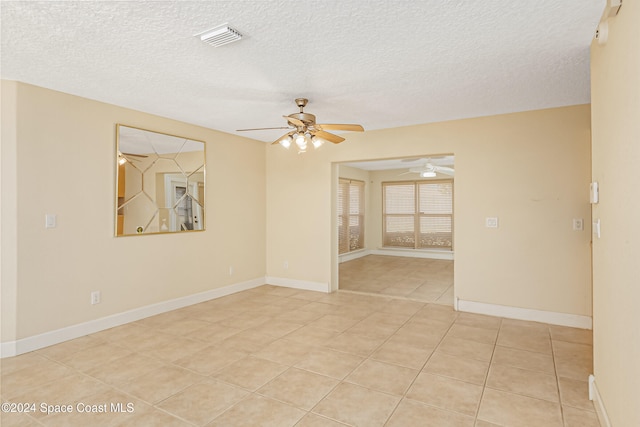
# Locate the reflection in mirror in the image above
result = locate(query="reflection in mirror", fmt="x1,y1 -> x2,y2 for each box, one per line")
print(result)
115,125 -> 205,236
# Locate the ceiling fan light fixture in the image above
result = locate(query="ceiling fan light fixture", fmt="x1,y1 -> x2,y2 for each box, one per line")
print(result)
279,135 -> 292,149
195,24 -> 242,47
421,171 -> 437,178
295,133 -> 307,150
238,98 -> 364,151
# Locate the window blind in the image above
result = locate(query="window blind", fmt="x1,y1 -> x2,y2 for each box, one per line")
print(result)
338,178 -> 365,254
383,180 -> 453,250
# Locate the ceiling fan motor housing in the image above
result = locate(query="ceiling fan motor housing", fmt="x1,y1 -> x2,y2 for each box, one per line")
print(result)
288,112 -> 316,127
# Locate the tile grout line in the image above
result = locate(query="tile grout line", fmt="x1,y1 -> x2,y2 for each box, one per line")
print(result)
472,316 -> 503,426
314,297 -> 425,426
247,294 -> 428,426
192,293 -> 409,426
6,285 -> 593,427
549,333 -> 566,426
38,306 -> 302,425
380,305 -> 460,426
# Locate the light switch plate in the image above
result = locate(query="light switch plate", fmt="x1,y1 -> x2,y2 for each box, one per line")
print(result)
486,217 -> 499,228
45,214 -> 57,229
590,182 -> 599,204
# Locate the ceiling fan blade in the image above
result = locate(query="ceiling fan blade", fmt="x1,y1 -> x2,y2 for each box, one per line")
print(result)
435,166 -> 455,175
284,115 -> 305,127
398,171 -> 414,176
237,126 -> 291,131
316,124 -> 364,132
314,130 -> 345,144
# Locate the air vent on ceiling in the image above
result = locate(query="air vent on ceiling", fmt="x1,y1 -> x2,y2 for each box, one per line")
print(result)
196,24 -> 242,47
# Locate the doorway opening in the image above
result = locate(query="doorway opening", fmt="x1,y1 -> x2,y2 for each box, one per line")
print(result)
334,155 -> 455,306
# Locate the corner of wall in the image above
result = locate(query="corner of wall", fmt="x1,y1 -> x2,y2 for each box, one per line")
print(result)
589,375 -> 612,427
1,79 -> 19,349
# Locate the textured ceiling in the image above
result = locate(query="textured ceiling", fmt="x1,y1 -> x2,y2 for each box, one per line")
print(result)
1,1 -> 603,142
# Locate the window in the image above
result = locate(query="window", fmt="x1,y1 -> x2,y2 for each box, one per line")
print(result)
383,180 -> 453,250
338,178 -> 365,254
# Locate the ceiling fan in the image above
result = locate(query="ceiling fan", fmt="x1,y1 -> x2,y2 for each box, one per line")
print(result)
400,158 -> 455,178
236,98 -> 364,152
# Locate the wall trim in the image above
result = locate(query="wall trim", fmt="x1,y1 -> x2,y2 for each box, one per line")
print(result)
265,276 -> 330,293
371,248 -> 454,260
339,249 -> 371,263
340,248 -> 453,263
1,341 -> 17,359
0,277 -> 266,358
457,299 -> 593,329
589,375 -> 612,427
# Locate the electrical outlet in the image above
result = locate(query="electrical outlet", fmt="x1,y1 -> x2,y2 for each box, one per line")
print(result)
485,217 -> 499,228
573,218 -> 584,231
91,291 -> 101,305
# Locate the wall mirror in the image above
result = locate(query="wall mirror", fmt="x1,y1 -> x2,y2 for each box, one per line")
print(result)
115,124 -> 205,236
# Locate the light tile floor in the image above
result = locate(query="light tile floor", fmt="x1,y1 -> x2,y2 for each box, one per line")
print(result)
1,286 -> 598,427
340,255 -> 454,305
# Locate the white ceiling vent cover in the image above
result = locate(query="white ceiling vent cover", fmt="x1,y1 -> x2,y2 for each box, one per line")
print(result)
196,24 -> 242,47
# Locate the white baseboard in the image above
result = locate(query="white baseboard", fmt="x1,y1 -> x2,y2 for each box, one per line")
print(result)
457,299 -> 592,329
265,276 -> 330,293
338,248 -> 454,263
1,341 -> 17,358
370,248 -> 454,260
0,277 -> 265,358
589,375 -> 612,427
339,249 -> 371,263
1,275 -> 333,358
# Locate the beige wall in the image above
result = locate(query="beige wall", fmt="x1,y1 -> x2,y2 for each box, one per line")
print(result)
591,1 -> 640,425
1,81 -> 266,340
267,105 -> 592,315
1,81 -> 19,343
1,81 -> 595,355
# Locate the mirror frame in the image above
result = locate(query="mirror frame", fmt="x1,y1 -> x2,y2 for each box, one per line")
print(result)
115,124 -> 206,237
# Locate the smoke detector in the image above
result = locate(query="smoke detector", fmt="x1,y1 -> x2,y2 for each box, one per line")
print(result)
195,24 -> 242,47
